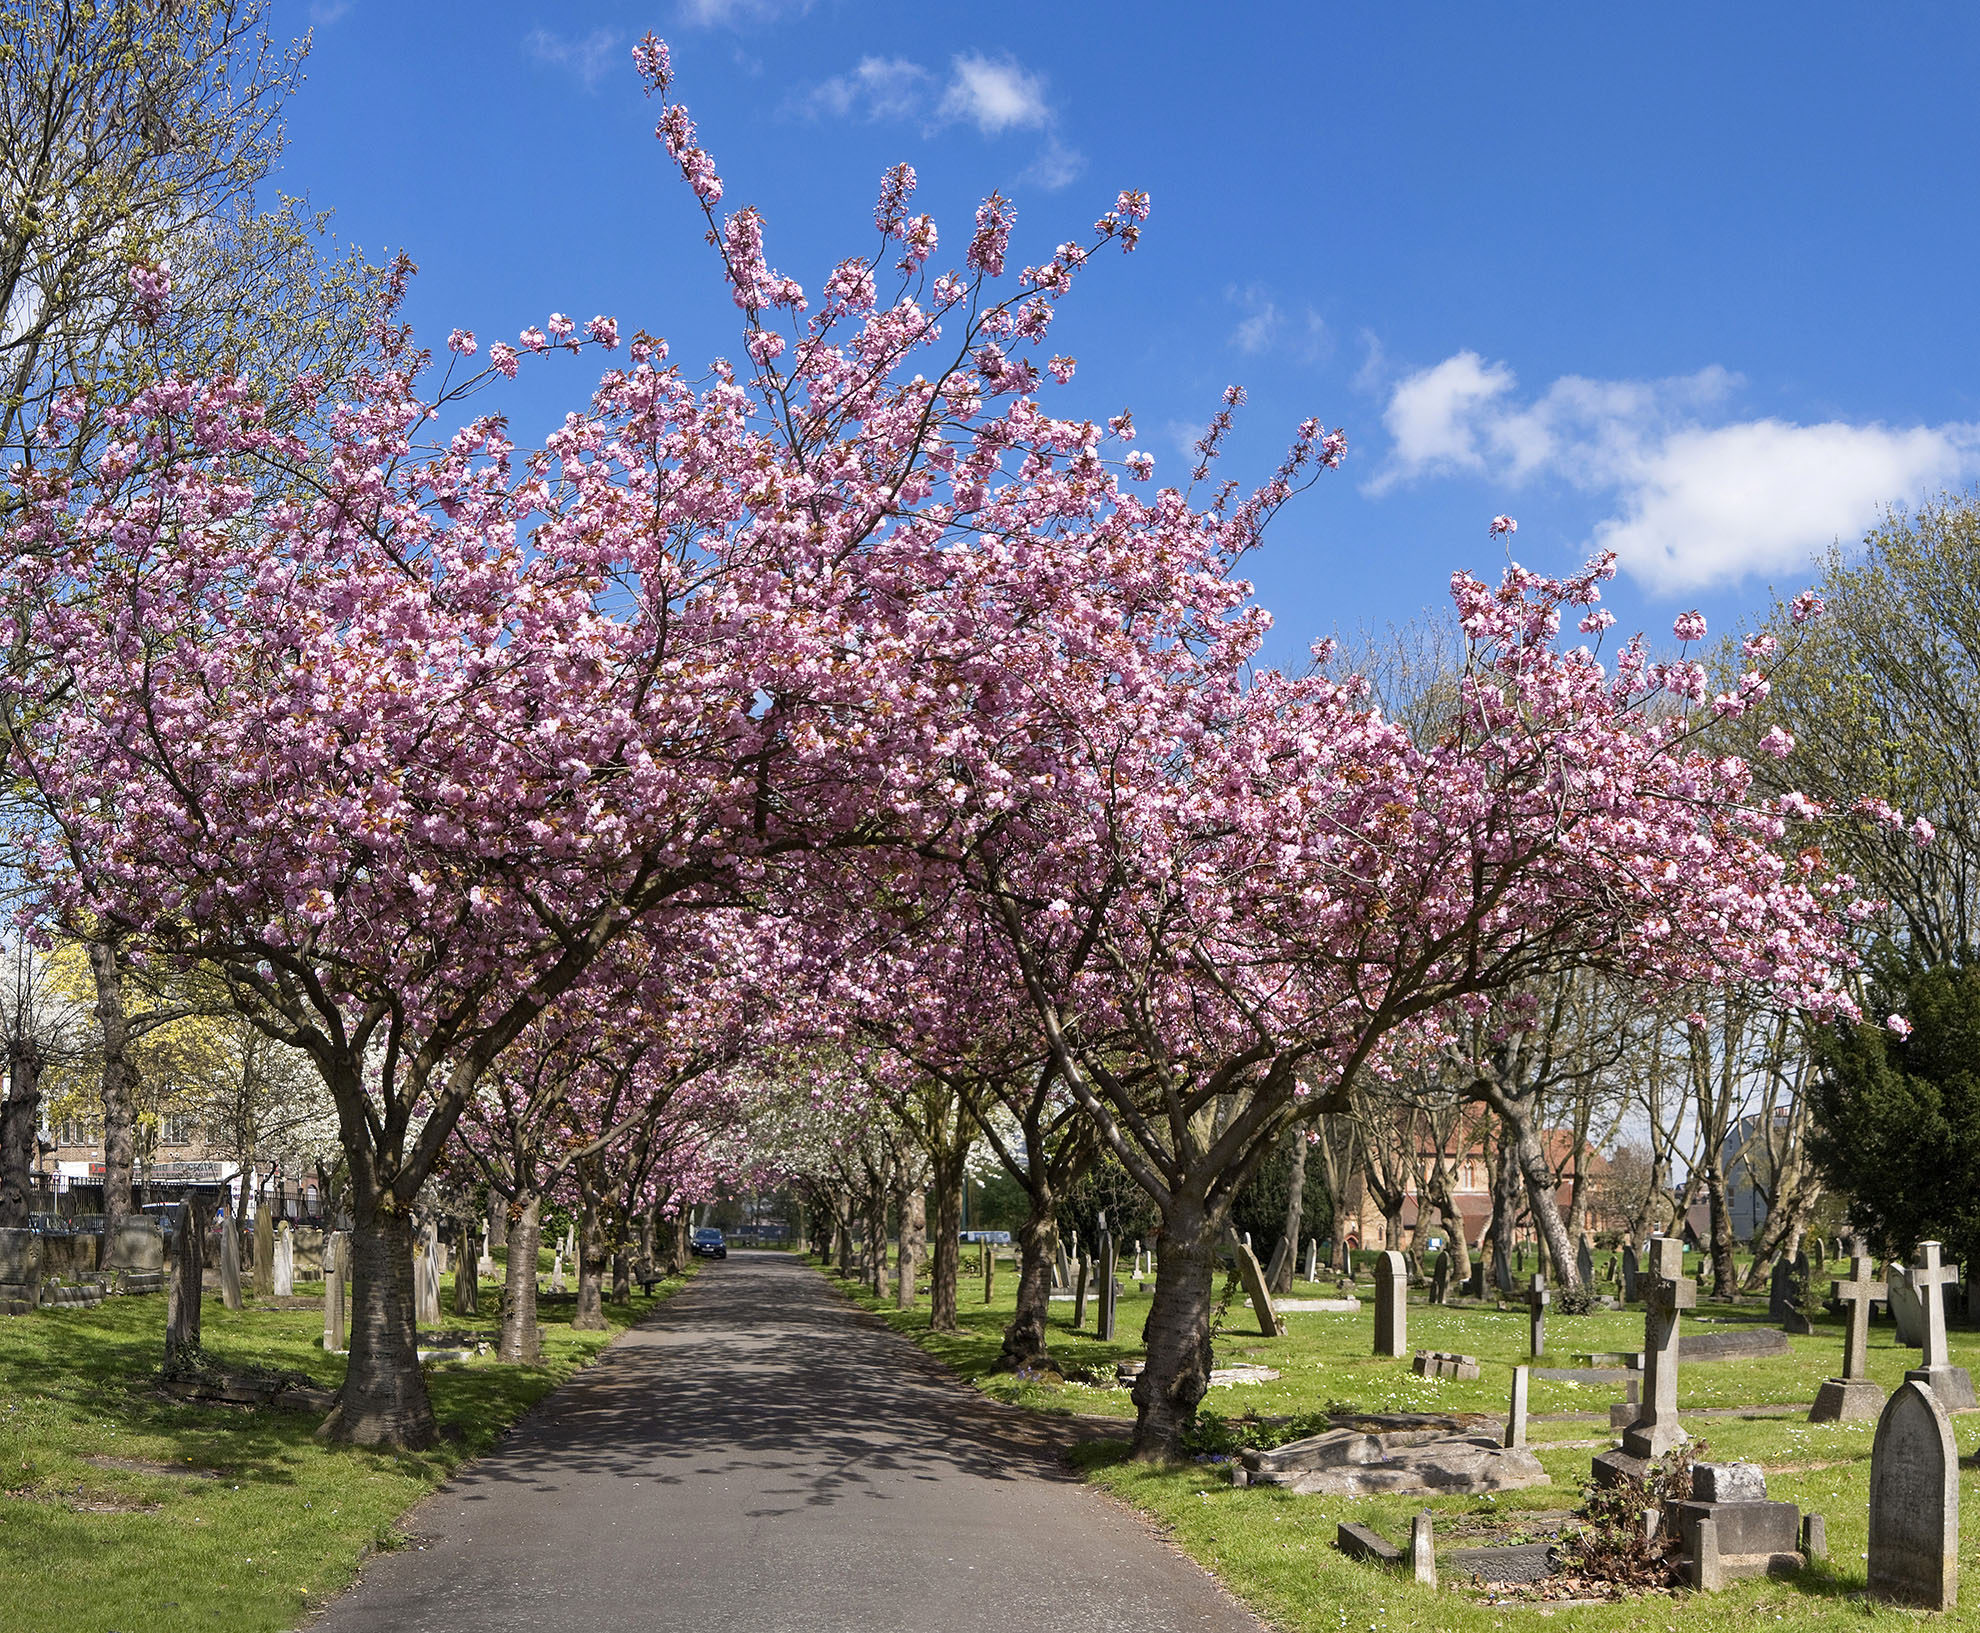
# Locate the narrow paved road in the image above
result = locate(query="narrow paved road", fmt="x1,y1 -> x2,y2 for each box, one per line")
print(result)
307,1252 -> 1260,1633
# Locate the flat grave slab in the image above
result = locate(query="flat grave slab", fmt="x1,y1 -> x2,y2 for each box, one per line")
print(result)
1678,1328 -> 1793,1361
1275,1297 -> 1361,1312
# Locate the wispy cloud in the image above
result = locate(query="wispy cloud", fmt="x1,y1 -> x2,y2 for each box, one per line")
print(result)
1227,285 -> 1329,362
524,26 -> 621,92
806,57 -> 931,122
1369,349 -> 1980,592
307,0 -> 351,23
798,49 -> 1082,190
676,0 -> 810,25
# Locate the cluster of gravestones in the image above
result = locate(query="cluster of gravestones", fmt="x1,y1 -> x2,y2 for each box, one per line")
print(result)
0,1211 -> 339,1317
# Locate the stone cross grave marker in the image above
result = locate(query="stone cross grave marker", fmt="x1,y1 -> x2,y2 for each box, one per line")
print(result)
1867,1378 -> 1959,1610
1504,1364 -> 1529,1449
1906,1241 -> 1976,1410
1527,1272 -> 1550,1359
1620,1243 -> 1639,1301
1576,1238 -> 1593,1288
1810,1249 -> 1888,1422
219,1210 -> 244,1311
1097,1222 -> 1118,1342
478,1224 -> 496,1280
273,1223 -> 294,1297
1374,1249 -> 1408,1357
1623,1235 -> 1695,1460
323,1231 -> 346,1353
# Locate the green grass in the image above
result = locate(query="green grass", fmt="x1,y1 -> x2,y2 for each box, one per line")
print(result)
821,1250 -> 1980,1628
0,1269 -> 691,1633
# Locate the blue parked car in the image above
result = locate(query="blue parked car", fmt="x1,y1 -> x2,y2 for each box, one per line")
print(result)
690,1227 -> 727,1260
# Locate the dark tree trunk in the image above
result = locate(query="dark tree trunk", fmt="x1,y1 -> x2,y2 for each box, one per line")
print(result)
1485,1091 -> 1582,1295
997,1202 -> 1059,1371
325,1193 -> 437,1447
611,1250 -> 630,1304
0,1039 -> 42,1229
164,1191 -> 208,1375
1129,1194 -> 1218,1461
667,1215 -> 690,1275
1704,1159 -> 1738,1299
498,1196 -> 543,1363
896,1181 -> 924,1309
86,937 -> 140,1225
1269,1134 -> 1307,1294
573,1166 -> 607,1331
927,1146 -> 966,1332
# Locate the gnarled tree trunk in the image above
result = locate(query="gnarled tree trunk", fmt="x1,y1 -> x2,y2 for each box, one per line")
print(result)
0,1038 -> 42,1229
326,1186 -> 436,1447
927,1145 -> 966,1330
997,1202 -> 1059,1372
896,1179 -> 924,1310
572,1161 -> 607,1331
1129,1193 -> 1217,1462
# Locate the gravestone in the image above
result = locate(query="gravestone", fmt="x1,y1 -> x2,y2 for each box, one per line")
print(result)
164,1197 -> 207,1373
415,1243 -> 441,1327
1303,1238 -> 1319,1283
1575,1239 -> 1593,1289
1410,1510 -> 1437,1590
323,1231 -> 346,1353
1053,1239 -> 1073,1292
1504,1364 -> 1529,1448
219,1213 -> 244,1310
254,1204 -> 275,1298
1620,1243 -> 1639,1301
1430,1248 -> 1454,1305
1604,1254 -> 1617,1287
1463,1261 -> 1485,1300
1097,1228 -> 1118,1342
1676,1462 -> 1802,1589
1888,1264 -> 1926,1346
550,1250 -> 566,1295
1373,1249 -> 1408,1356
100,1217 -> 164,1290
1339,1239 -> 1352,1276
1411,1350 -> 1480,1379
0,1227 -> 43,1313
1527,1273 -> 1550,1359
1072,1255 -> 1089,1330
1810,1249 -> 1888,1422
1492,1241 -> 1512,1296
1867,1378 -> 1958,1610
478,1225 -> 496,1280
1231,1234 -> 1283,1337
1904,1240 -> 1975,1410
983,1239 -> 995,1304
1769,1256 -> 1796,1321
273,1223 -> 295,1297
1596,1236 -> 1695,1485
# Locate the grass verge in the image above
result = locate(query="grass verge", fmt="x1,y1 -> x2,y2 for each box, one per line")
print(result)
814,1249 -> 1980,1628
0,1267 -> 692,1633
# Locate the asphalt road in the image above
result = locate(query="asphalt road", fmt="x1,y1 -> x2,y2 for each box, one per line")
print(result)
305,1251 -> 1261,1633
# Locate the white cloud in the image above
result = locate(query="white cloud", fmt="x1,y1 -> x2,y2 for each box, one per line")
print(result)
1598,420 -> 1980,592
938,53 -> 1052,135
807,56 -> 930,121
307,0 -> 351,23
1371,350 -> 1980,591
523,26 -> 620,91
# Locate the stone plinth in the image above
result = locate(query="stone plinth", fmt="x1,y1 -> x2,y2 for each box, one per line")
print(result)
1411,1350 -> 1480,1380
1809,1377 -> 1887,1423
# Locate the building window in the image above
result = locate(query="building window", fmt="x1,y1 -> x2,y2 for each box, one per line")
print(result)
163,1114 -> 197,1147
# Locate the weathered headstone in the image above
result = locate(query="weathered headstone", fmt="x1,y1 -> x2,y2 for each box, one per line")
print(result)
1231,1233 -> 1283,1337
1867,1378 -> 1958,1610
323,1231 -> 346,1353
1575,1238 -> 1593,1289
1411,1349 -> 1480,1379
983,1239 -> 995,1304
1097,1228 -> 1118,1342
1904,1241 -> 1975,1409
0,1227 -> 43,1313
1072,1255 -> 1089,1330
254,1203 -> 275,1298
1596,1236 -> 1694,1484
1888,1262 -> 1925,1345
415,1242 -> 441,1327
1620,1243 -> 1639,1301
1491,1240 -> 1512,1296
1303,1238 -> 1319,1284
550,1249 -> 566,1295
478,1225 -> 496,1280
1504,1364 -> 1529,1449
1338,1239 -> 1352,1276
164,1198 -> 206,1374
1430,1248 -> 1454,1305
273,1223 -> 295,1297
1527,1272 -> 1550,1359
219,1211 -> 243,1311
100,1216 -> 164,1278
1410,1510 -> 1437,1590
1374,1249 -> 1407,1357
1769,1255 -> 1796,1321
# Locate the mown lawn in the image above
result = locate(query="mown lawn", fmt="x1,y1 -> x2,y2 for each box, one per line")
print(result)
0,1267 -> 691,1633
823,1250 -> 1980,1629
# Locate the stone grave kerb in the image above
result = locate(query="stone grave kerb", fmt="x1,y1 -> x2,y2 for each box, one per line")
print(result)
1622,1235 -> 1694,1460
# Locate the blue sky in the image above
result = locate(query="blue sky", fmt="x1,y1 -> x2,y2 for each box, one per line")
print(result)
278,1 -> 1980,669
